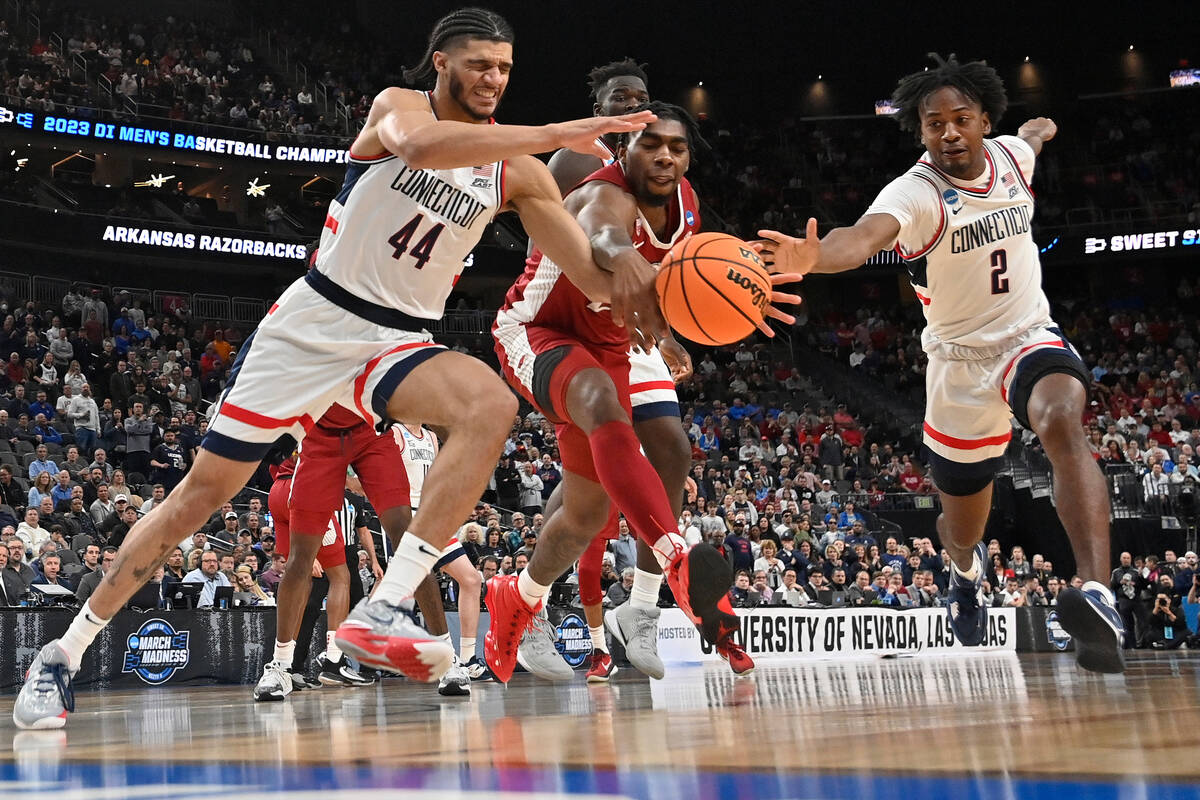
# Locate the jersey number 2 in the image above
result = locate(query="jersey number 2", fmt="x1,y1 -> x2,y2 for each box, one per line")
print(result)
388,213 -> 445,269
989,249 -> 1010,295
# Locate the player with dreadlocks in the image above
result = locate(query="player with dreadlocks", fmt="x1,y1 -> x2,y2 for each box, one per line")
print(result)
532,64 -> 754,682
757,53 -> 1126,674
14,7 -> 661,729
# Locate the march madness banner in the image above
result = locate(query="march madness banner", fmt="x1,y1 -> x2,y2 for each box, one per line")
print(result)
656,606 -> 1017,664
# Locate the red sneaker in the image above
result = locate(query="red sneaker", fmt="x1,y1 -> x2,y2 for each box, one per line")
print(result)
665,543 -> 738,644
483,574 -> 539,683
585,651 -> 617,683
717,637 -> 755,676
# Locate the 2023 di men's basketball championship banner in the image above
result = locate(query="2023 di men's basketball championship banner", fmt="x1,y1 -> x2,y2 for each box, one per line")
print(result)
655,606 -> 1018,664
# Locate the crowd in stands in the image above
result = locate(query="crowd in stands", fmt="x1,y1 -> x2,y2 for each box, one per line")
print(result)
0,279 -> 267,605
0,5 -> 348,141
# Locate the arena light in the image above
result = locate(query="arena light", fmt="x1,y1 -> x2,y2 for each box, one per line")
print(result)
133,173 -> 175,188
246,177 -> 270,197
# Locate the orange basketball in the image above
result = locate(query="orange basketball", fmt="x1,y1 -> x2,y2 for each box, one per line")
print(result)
655,232 -> 772,346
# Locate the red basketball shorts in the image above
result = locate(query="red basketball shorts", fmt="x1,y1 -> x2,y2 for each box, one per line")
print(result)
494,323 -> 631,482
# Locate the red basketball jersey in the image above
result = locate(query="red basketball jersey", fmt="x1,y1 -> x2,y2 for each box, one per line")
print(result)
495,163 -> 701,351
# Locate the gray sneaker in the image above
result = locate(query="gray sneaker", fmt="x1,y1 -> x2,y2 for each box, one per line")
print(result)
13,641 -> 75,730
437,655 -> 471,696
516,614 -> 574,681
253,661 -> 294,702
606,604 -> 665,679
334,597 -> 453,683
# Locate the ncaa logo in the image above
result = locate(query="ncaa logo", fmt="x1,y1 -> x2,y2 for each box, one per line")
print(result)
123,618 -> 191,684
1045,611 -> 1072,652
942,188 -> 963,214
554,612 -> 592,668
685,210 -> 695,226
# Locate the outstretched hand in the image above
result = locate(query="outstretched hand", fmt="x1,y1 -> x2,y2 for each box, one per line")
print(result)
746,235 -> 805,337
1018,116 -> 1057,142
753,217 -> 821,278
558,110 -> 657,159
754,272 -> 804,337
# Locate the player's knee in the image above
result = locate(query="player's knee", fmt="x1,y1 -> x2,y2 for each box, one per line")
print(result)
459,565 -> 481,593
658,434 -> 692,481
568,371 -> 624,427
1031,404 -> 1084,452
458,390 -> 517,434
326,564 -> 349,586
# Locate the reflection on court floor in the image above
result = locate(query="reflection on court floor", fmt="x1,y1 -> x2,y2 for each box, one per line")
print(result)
2,653 -> 1199,800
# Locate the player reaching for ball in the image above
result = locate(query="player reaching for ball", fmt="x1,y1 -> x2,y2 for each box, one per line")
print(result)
490,102 -> 801,683
757,54 -> 1125,673
14,7 -> 659,730
537,58 -> 697,681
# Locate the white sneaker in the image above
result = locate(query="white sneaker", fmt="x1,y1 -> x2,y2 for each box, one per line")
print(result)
253,661 -> 294,702
13,641 -> 75,730
437,655 -> 471,696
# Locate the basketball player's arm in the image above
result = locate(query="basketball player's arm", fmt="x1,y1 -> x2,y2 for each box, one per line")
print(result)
525,149 -> 603,257
755,215 -> 901,276
501,155 -> 613,306
546,148 -> 605,198
360,88 -> 654,170
569,180 -> 669,352
1017,117 -> 1057,156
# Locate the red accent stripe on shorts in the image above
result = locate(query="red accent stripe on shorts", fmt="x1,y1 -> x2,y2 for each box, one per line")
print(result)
914,290 -> 931,306
999,340 -> 1066,402
352,342 -> 439,425
347,150 -> 392,161
323,214 -> 339,234
221,402 -> 315,432
923,421 -> 1011,450
629,380 -> 675,393
268,303 -> 279,315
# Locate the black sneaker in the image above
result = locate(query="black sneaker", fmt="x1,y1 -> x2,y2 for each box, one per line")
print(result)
1055,581 -> 1126,674
318,656 -> 375,686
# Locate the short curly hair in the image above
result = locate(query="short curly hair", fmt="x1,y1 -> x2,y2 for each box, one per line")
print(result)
891,53 -> 1007,138
587,58 -> 649,101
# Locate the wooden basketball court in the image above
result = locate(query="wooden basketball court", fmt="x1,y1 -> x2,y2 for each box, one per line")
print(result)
3,652 -> 1199,799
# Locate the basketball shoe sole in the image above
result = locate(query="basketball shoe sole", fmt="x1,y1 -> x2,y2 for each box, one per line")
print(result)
1055,583 -> 1126,674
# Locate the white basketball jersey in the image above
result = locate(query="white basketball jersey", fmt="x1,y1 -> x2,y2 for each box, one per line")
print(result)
315,92 -> 504,320
394,424 -> 438,509
866,135 -> 1050,349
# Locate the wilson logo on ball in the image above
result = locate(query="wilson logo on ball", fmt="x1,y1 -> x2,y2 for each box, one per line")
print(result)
726,267 -> 768,310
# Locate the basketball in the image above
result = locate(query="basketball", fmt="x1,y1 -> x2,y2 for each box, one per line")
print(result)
655,232 -> 772,346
